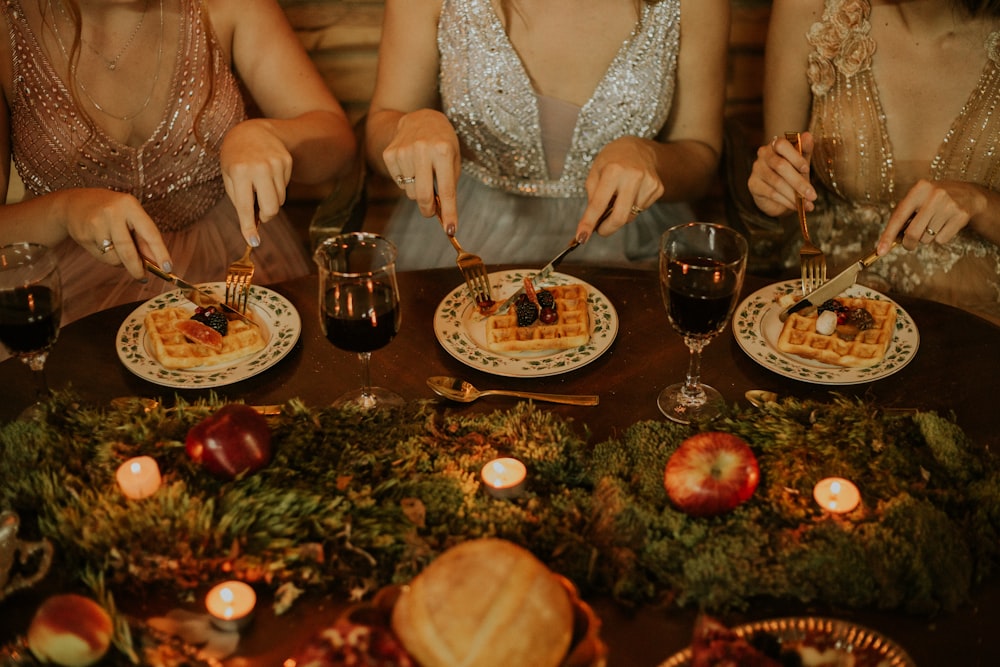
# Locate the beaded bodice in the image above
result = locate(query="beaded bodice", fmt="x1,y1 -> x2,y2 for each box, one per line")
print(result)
438,0 -> 680,198
2,0 -> 246,231
807,0 -> 1000,206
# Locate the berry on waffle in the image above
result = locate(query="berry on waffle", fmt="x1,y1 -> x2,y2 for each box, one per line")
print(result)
144,307 -> 267,370
485,284 -> 590,353
776,297 -> 896,368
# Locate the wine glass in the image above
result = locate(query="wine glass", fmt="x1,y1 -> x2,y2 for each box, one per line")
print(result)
0,243 -> 62,418
314,233 -> 404,409
658,223 -> 748,424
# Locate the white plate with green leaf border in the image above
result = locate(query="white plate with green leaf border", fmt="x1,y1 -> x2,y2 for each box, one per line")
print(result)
732,279 -> 918,385
433,270 -> 618,378
116,283 -> 300,388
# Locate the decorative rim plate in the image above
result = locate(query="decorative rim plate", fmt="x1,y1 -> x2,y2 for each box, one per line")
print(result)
732,279 -> 919,385
659,616 -> 915,667
116,283 -> 301,388
433,270 -> 619,378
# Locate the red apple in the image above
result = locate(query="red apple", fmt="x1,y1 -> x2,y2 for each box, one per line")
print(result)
663,432 -> 759,517
185,404 -> 272,479
27,594 -> 113,667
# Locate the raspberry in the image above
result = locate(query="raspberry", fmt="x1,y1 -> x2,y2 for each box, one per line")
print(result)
191,306 -> 228,336
515,300 -> 538,326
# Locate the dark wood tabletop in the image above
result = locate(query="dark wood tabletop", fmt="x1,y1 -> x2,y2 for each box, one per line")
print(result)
2,265 -> 999,665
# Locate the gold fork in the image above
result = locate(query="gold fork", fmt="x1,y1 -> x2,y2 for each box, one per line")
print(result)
785,131 -> 827,294
435,196 -> 493,306
225,221 -> 257,314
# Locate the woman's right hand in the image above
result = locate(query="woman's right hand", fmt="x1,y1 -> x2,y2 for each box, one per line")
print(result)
380,109 -> 462,236
748,131 -> 818,217
64,189 -> 172,279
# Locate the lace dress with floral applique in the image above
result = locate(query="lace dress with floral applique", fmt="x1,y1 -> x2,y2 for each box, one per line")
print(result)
804,0 -> 1000,324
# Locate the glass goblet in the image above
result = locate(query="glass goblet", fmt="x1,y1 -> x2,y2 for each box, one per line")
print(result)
658,223 -> 748,424
314,233 -> 404,409
0,243 -> 63,418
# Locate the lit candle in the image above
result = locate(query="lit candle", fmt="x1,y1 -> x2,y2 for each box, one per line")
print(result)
813,477 -> 861,514
205,581 -> 256,632
480,457 -> 527,499
115,456 -> 161,500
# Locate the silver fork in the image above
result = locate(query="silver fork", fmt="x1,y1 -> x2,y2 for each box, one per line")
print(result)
435,196 -> 493,306
225,223 -> 256,314
785,132 -> 827,293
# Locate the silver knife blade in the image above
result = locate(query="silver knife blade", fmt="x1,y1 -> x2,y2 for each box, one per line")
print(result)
495,198 -> 616,314
141,255 -> 258,327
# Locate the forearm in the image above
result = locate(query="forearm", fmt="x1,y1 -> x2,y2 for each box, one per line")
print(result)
653,138 -> 721,203
364,108 -> 407,179
261,110 -> 357,184
0,193 -> 73,248
970,186 -> 1000,246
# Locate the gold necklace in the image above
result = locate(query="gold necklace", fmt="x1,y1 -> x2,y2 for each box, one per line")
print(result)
47,0 -> 165,122
57,0 -> 150,71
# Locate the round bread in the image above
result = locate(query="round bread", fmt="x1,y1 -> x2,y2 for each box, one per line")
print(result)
27,594 -> 113,667
390,538 -> 573,667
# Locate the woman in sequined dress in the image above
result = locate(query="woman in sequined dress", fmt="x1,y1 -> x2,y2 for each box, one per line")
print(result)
748,0 -> 1000,324
0,0 -> 356,324
365,0 -> 729,270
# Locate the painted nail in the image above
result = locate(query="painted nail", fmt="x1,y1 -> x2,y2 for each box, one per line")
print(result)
576,232 -> 589,245
446,224 -> 456,237
162,261 -> 173,273
250,235 -> 261,248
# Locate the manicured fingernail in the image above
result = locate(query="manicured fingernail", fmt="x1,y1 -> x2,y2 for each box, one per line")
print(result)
250,235 -> 261,248
446,224 -> 456,237
162,261 -> 173,273
576,232 -> 589,244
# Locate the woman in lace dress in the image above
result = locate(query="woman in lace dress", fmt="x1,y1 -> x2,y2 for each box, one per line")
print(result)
0,0 -> 356,324
365,0 -> 729,270
748,0 -> 1000,324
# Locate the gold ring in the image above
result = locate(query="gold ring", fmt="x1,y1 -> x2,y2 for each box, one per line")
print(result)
99,239 -> 115,254
630,205 -> 644,216
924,227 -> 937,237
395,175 -> 416,187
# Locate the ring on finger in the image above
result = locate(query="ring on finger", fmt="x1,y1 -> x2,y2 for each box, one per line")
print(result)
924,227 -> 938,237
395,175 -> 416,187
630,205 -> 644,216
99,239 -> 115,254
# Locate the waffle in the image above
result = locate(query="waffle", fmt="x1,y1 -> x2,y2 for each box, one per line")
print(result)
485,284 -> 591,353
144,307 -> 267,370
776,297 -> 896,368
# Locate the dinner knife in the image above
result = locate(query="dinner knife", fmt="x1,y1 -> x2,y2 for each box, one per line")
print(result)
495,197 -> 616,314
140,255 -> 258,327
778,226 -> 908,322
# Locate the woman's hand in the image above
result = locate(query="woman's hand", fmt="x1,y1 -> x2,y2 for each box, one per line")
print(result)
220,118 -> 294,246
576,136 -> 665,243
63,189 -> 172,279
879,179 -> 993,254
748,132 -> 817,217
381,109 -> 462,235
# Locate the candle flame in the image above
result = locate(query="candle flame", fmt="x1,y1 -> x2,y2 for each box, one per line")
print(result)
830,481 -> 842,495
130,461 -> 142,474
220,587 -> 235,603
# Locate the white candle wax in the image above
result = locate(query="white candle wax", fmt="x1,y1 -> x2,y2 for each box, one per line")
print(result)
115,456 -> 161,500
481,457 -> 527,499
205,581 -> 256,632
813,477 -> 860,514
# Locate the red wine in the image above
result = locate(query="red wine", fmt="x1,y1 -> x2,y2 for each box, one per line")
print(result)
663,257 -> 739,337
323,282 -> 400,352
0,285 -> 60,354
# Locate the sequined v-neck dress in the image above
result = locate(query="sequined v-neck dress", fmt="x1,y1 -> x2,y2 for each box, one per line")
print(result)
2,0 -> 310,324
383,0 -> 693,271
805,0 -> 1000,324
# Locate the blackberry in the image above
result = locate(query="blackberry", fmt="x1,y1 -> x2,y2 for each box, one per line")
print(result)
515,299 -> 539,326
536,289 -> 555,309
191,306 -> 228,336
817,299 -> 848,315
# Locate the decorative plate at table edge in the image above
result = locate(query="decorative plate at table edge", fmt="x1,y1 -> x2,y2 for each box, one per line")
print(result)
433,269 -> 619,378
116,282 -> 301,389
658,616 -> 916,667
732,279 -> 919,385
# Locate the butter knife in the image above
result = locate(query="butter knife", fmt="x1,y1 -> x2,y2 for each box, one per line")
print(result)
496,197 -> 616,314
140,255 -> 258,327
779,225 -> 908,322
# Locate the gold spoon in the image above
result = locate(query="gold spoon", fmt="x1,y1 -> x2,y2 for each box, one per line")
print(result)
110,397 -> 283,415
745,389 -> 778,409
427,376 -> 599,406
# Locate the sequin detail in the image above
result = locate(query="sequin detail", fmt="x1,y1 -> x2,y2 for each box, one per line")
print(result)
438,0 -> 679,198
2,0 -> 245,231
803,0 -> 1000,323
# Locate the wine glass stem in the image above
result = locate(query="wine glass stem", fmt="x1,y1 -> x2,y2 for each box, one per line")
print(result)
358,351 -> 374,400
23,353 -> 50,401
682,339 -> 707,402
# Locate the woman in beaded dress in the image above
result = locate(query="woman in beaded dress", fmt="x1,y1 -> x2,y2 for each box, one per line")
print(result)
748,0 -> 1000,324
0,0 -> 355,324
365,0 -> 729,270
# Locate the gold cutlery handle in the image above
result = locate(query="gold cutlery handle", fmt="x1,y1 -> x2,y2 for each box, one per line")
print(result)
480,390 -> 599,406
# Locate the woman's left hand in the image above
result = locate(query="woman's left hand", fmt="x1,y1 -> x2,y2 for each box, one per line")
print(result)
575,137 -> 665,243
220,119 -> 294,246
879,179 -> 989,254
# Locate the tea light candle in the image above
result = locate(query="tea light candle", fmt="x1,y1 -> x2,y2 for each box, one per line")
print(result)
813,477 -> 860,514
115,456 -> 161,500
205,581 -> 256,632
480,457 -> 527,499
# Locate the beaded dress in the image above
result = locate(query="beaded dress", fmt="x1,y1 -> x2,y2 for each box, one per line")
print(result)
805,0 -> 1000,323
1,0 -> 311,324
383,0 -> 693,271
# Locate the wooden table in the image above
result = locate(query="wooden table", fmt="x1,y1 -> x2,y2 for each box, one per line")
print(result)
2,265 -> 999,665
